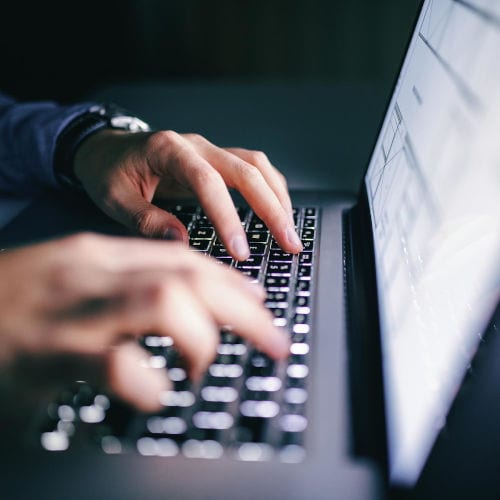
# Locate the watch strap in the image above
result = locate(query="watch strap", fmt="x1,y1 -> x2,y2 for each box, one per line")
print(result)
54,104 -> 152,189
54,112 -> 109,189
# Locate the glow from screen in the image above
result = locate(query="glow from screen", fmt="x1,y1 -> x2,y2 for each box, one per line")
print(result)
365,0 -> 500,485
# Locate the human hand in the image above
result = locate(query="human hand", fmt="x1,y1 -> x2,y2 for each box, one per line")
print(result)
73,129 -> 303,261
0,233 -> 289,420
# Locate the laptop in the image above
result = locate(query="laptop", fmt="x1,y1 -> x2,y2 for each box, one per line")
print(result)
1,0 -> 499,498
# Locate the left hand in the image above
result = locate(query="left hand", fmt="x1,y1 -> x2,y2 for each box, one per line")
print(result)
73,129 -> 303,260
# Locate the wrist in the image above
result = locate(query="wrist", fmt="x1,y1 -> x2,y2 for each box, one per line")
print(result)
54,104 -> 152,190
73,129 -> 127,185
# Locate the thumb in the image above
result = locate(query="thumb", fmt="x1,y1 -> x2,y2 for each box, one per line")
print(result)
109,185 -> 189,242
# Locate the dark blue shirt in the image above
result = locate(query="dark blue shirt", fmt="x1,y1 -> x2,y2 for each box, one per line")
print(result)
0,92 -> 95,194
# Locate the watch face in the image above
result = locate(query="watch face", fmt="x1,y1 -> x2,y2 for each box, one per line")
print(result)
110,115 -> 151,132
89,103 -> 151,132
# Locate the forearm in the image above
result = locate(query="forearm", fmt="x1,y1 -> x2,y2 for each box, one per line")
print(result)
0,92 -> 95,195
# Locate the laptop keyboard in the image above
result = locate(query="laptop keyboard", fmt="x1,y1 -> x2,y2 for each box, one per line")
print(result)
39,205 -> 318,463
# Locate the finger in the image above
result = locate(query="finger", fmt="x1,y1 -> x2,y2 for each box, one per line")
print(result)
107,340 -> 171,413
143,275 -> 221,380
188,272 -> 290,360
161,144 -> 251,260
47,270 -> 220,381
106,182 -> 189,242
64,235 -> 265,300
224,147 -> 294,223
188,140 -> 302,253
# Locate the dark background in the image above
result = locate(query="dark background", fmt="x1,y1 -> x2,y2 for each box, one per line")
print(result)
2,0 -> 421,104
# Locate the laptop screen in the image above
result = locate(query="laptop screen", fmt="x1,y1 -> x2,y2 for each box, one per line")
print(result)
364,0 -> 500,486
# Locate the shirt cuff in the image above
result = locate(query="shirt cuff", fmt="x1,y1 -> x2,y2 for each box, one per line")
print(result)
0,97 -> 98,194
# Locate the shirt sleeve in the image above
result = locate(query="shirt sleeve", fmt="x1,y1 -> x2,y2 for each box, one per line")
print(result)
0,92 -> 97,195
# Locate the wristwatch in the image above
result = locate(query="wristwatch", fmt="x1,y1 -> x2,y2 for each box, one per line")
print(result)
54,103 -> 152,189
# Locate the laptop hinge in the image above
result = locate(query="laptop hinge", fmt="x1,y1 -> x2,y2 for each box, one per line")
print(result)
343,185 -> 388,476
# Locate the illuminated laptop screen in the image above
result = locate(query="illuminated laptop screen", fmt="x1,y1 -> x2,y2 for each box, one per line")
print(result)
365,0 -> 500,485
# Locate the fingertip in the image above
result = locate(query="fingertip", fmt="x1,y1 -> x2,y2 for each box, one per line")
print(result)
231,234 -> 250,261
108,342 -> 172,413
164,225 -> 188,243
269,328 -> 292,360
286,226 -> 303,253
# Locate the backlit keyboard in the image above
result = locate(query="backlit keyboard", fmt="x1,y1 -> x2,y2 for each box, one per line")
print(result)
38,205 -> 319,463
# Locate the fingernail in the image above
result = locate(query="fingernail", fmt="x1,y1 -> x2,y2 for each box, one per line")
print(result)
286,226 -> 303,251
164,227 -> 183,241
231,234 -> 250,261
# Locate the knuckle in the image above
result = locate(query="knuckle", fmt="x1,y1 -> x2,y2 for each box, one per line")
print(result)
276,169 -> 287,185
49,264 -> 75,295
184,132 -> 204,143
145,278 -> 176,311
145,129 -> 179,151
191,164 -> 222,189
234,161 -> 262,185
249,150 -> 268,165
62,232 -> 100,254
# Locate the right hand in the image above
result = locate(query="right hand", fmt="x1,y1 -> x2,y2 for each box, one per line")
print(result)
0,233 -> 290,418
73,129 -> 303,260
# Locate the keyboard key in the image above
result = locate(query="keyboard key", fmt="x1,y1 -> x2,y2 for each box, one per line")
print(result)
293,314 -> 308,324
182,439 -> 224,459
147,416 -> 187,435
302,218 -> 316,229
299,253 -> 313,265
298,267 -> 312,281
293,324 -> 310,335
268,307 -> 287,319
266,291 -> 288,303
245,376 -> 282,392
137,437 -> 179,457
209,364 -> 244,378
248,220 -> 267,231
294,296 -> 309,307
284,388 -> 308,405
301,229 -> 315,240
264,277 -> 290,290
220,331 -> 242,344
216,343 -> 247,356
240,400 -> 279,418
239,268 -> 260,280
201,386 -> 238,403
301,240 -> 314,251
247,232 -> 270,244
191,228 -> 215,239
266,262 -> 292,276
249,243 -> 266,255
193,412 -> 234,430
236,255 -> 264,268
280,414 -> 307,433
296,281 -> 311,295
290,345 -> 309,358
211,245 -> 231,258
215,257 -> 232,265
190,239 -> 211,251
268,250 -> 293,262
